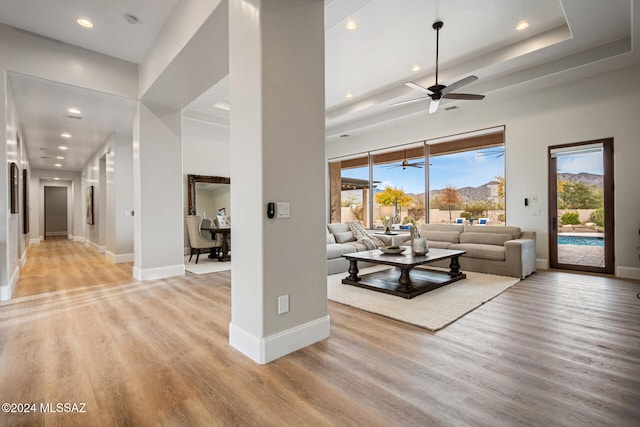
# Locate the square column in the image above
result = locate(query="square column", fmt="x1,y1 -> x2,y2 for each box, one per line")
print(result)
228,0 -> 328,363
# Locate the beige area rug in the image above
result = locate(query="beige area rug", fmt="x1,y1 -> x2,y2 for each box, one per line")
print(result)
328,265 -> 519,331
184,256 -> 231,274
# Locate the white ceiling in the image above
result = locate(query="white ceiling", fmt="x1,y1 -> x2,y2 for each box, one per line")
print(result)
1,0 -> 638,173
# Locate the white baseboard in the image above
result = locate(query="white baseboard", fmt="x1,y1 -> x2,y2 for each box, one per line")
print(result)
30,237 -> 41,244
133,264 -> 185,281
86,240 -> 106,254
45,231 -> 68,236
0,265 -> 21,301
229,315 -> 331,364
536,258 -> 549,270
105,251 -> 134,263
616,266 -> 640,280
73,236 -> 86,243
20,250 -> 27,267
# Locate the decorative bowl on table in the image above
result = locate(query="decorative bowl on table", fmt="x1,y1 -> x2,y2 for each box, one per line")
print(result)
379,245 -> 407,255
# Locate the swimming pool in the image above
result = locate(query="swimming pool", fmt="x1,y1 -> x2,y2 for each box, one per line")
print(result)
558,235 -> 604,246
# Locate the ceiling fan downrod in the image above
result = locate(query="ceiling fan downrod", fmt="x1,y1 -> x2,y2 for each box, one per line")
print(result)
433,21 -> 443,86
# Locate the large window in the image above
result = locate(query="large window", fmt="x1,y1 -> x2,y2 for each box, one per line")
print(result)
329,130 -> 505,228
371,146 -> 426,228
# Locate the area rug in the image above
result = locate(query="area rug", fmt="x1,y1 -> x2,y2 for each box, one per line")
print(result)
184,256 -> 231,274
327,265 -> 519,331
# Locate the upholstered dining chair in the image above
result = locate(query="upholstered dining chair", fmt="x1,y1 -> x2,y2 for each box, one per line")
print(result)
186,215 -> 223,264
201,217 -> 213,229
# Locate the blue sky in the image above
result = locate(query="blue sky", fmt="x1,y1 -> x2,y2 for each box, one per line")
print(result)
342,147 -> 505,194
556,151 -> 603,175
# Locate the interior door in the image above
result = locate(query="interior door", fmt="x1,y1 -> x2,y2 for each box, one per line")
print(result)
548,139 -> 614,274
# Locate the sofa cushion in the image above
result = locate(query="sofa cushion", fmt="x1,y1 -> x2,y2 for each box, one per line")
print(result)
460,232 -> 513,246
326,232 -> 336,244
449,243 -> 506,261
463,225 -> 521,239
327,223 -> 350,235
327,243 -> 356,259
420,224 -> 465,233
344,241 -> 370,252
426,240 -> 454,249
420,230 -> 461,243
334,231 -> 356,243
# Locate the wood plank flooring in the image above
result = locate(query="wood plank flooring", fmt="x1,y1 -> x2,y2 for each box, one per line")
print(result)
1,238 -> 639,426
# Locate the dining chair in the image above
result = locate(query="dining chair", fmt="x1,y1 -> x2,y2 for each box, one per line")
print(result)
186,215 -> 223,263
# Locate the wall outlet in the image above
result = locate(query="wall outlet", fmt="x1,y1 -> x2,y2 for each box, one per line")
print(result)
278,295 -> 289,314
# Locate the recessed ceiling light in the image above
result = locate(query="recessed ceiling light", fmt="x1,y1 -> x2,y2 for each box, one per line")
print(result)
61,133 -> 71,138
411,64 -> 421,72
57,156 -> 65,160
516,21 -> 530,31
53,177 -> 60,181
59,146 -> 68,150
54,163 -> 62,167
345,20 -> 357,30
77,18 -> 94,29
67,107 -> 81,115
346,92 -> 353,99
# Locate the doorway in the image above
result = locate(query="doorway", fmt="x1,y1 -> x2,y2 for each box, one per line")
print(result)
548,139 -> 614,274
44,186 -> 68,239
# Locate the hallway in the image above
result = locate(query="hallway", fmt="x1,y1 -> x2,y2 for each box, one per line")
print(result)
14,237 -> 134,298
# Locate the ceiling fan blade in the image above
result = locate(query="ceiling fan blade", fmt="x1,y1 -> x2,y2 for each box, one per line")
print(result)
405,82 -> 432,94
442,93 -> 485,100
429,98 -> 440,114
440,75 -> 478,95
391,96 -> 430,107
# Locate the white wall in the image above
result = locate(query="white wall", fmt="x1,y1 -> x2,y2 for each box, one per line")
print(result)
83,133 -> 134,262
1,75 -> 29,300
111,133 -> 135,262
326,63 -> 640,279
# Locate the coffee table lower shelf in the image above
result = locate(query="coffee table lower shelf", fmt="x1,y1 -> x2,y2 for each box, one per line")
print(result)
342,267 -> 466,299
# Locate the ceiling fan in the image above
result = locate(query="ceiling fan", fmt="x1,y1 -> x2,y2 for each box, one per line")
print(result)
382,149 -> 426,169
392,21 -> 485,114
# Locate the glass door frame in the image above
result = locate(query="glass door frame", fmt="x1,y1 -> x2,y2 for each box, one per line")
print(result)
547,138 -> 614,274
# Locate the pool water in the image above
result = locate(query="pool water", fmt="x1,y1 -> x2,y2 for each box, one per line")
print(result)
558,235 -> 604,246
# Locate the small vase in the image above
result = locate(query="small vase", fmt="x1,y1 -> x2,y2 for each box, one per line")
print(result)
412,237 -> 429,256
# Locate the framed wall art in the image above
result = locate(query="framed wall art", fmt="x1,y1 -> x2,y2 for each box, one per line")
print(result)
22,169 -> 29,233
86,185 -> 94,225
9,162 -> 18,214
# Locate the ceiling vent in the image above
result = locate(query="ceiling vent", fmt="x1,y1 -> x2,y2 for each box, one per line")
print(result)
66,114 -> 82,119
444,105 -> 459,111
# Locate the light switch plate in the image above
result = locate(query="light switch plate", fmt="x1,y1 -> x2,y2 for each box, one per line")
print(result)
278,295 -> 289,314
276,202 -> 290,219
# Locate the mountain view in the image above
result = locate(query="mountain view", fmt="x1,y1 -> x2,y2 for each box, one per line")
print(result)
557,172 -> 603,188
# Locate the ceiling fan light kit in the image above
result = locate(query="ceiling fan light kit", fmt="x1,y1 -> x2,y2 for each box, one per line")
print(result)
392,20 -> 485,114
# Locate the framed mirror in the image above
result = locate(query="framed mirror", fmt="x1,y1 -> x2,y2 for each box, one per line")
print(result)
187,174 -> 230,217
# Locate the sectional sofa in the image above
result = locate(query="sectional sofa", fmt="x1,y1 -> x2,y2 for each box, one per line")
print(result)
396,224 -> 536,279
326,223 -> 394,274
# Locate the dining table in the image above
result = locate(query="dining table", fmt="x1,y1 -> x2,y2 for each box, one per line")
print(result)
202,227 -> 231,262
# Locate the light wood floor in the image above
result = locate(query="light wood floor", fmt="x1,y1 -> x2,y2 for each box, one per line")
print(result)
1,238 -> 639,426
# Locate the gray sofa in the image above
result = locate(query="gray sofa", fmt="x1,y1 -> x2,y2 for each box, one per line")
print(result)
396,224 -> 536,279
326,223 -> 393,274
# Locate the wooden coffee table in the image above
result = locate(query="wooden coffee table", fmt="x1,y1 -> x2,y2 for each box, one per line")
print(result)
341,247 -> 466,299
